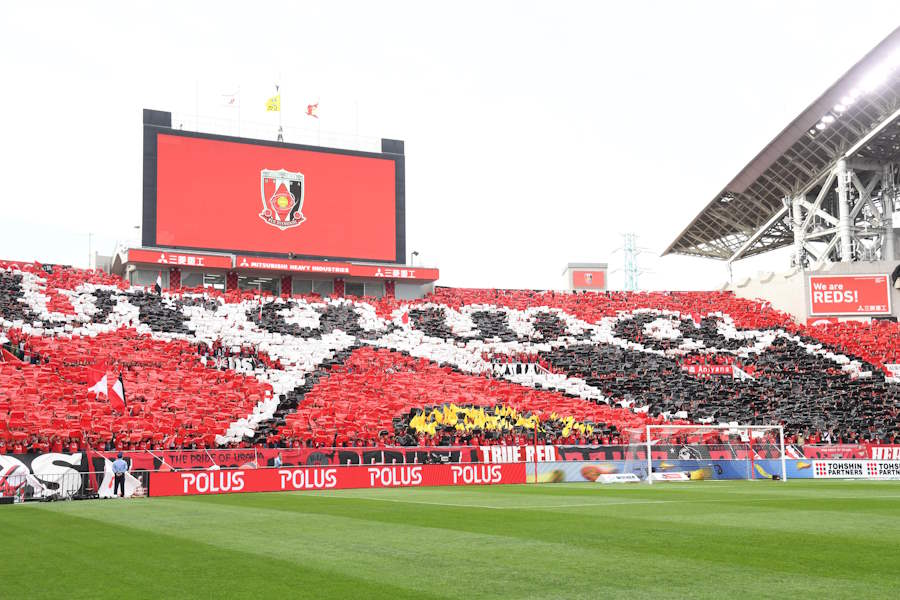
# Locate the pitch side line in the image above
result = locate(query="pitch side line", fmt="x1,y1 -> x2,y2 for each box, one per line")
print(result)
313,492 -> 900,510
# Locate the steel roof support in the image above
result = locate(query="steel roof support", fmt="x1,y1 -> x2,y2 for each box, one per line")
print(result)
726,206 -> 788,264
811,234 -> 842,270
836,159 -> 853,262
850,171 -> 883,221
884,163 -> 896,261
800,171 -> 836,231
792,196 -> 804,268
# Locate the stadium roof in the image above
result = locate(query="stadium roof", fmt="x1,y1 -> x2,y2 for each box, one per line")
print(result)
664,27 -> 900,261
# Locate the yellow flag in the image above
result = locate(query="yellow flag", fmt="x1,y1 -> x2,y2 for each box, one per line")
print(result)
266,94 -> 281,112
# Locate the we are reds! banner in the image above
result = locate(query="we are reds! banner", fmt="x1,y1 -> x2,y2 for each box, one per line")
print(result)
808,274 -> 891,316
149,463 -> 527,497
153,132 -> 399,262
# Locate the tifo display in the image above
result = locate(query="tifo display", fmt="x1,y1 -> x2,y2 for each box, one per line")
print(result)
1,260 -> 898,482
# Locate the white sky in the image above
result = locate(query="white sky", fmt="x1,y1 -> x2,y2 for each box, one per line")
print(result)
1,1 -> 898,291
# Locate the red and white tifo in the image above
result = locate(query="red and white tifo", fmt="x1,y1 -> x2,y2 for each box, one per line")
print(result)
1,261 -> 898,454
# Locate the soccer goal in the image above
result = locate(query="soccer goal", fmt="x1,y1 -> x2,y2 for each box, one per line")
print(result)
635,424 -> 787,483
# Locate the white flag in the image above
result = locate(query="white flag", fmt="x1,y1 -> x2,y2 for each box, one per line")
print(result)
221,92 -> 239,107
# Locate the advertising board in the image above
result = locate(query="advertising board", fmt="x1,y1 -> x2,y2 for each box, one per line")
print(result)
808,275 -> 891,316
149,463 -> 527,497
812,460 -> 900,479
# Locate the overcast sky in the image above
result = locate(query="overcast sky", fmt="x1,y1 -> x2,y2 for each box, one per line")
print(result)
1,1 -> 898,290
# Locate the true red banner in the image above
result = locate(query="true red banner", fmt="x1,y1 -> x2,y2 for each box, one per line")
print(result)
149,463 -> 527,497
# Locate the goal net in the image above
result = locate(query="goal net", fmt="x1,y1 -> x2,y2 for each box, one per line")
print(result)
623,424 -> 787,483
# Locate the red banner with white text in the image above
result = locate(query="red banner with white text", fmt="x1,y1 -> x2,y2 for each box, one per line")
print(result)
149,462 -> 527,497
808,274 -> 892,316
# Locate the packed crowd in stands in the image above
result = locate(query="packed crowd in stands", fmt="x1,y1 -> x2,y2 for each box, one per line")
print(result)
1,261 -> 899,453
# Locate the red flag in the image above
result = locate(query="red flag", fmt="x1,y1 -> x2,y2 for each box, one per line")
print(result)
0,348 -> 21,363
306,102 -> 319,118
86,366 -> 107,397
110,373 -> 126,413
401,310 -> 409,325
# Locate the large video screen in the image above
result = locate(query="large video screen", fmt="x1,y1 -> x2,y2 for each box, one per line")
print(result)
145,131 -> 403,263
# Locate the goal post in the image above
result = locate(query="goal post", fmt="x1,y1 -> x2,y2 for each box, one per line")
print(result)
642,424 -> 787,484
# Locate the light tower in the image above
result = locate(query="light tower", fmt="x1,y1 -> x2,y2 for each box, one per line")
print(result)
622,233 -> 640,291
613,233 -> 651,291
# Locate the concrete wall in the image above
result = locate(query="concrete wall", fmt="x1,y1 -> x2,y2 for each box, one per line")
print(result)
395,282 -> 434,300
729,269 -> 809,321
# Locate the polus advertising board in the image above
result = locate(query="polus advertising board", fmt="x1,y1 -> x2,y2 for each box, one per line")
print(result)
808,274 -> 891,316
149,463 -> 527,497
144,130 -> 404,263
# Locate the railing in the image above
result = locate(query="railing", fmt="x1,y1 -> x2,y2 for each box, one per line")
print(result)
0,470 -> 151,503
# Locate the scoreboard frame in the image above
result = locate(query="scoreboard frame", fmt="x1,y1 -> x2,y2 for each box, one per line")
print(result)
141,109 -> 406,265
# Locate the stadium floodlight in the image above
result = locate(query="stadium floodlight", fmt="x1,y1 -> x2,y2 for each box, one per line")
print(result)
833,103 -> 846,113
888,48 -> 900,69
821,114 -> 835,124
840,95 -> 855,106
815,122 -> 827,130
860,66 -> 890,93
635,424 -> 787,484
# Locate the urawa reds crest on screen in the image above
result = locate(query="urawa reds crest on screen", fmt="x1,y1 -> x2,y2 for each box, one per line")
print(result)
259,169 -> 306,230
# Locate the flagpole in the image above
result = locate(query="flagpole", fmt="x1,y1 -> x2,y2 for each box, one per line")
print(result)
276,82 -> 283,142
237,85 -> 241,136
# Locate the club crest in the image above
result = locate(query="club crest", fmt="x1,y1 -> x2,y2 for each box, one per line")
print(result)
259,169 -> 306,230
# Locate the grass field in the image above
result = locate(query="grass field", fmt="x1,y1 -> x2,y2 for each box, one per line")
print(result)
3,481 -> 900,599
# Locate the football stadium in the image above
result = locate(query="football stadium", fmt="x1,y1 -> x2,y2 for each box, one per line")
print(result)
2,4 -> 900,599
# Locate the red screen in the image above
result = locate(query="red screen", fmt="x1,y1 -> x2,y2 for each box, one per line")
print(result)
573,270 -> 606,289
155,133 -> 397,261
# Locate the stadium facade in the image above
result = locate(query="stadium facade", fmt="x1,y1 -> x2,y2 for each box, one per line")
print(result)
666,26 -> 900,324
109,109 -> 439,300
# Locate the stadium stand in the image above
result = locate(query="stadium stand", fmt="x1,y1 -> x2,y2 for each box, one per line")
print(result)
1,262 -> 898,455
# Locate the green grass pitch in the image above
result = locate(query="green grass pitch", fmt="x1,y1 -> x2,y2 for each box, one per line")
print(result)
3,481 -> 899,599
